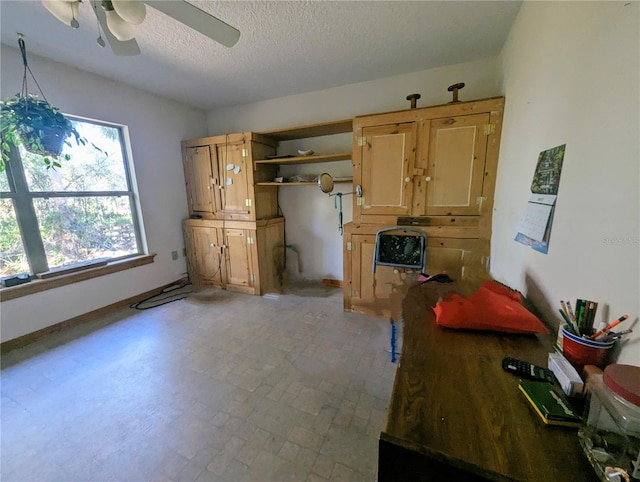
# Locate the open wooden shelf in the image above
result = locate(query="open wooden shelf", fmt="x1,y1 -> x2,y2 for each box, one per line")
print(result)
256,176 -> 353,187
257,119 -> 352,141
257,182 -> 317,186
255,152 -> 351,165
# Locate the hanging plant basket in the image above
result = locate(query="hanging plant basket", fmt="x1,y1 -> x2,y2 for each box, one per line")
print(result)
22,125 -> 67,157
0,36 -> 82,170
3,93 -> 79,158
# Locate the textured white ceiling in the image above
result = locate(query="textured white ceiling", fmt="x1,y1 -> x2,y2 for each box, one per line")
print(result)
0,1 -> 521,110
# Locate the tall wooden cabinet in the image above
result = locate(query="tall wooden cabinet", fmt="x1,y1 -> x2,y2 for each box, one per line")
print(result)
345,97 -> 504,314
182,132 -> 279,221
183,218 -> 284,295
181,121 -> 352,296
181,133 -> 284,295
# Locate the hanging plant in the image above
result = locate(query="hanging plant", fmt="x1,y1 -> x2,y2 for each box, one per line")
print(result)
0,36 -> 84,171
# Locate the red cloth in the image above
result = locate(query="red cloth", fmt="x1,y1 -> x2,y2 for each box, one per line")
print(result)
433,281 -> 549,334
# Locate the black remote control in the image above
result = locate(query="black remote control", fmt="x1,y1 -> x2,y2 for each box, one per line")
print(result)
502,357 -> 556,384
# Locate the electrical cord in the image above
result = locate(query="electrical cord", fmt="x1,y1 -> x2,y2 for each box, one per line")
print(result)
129,281 -> 192,310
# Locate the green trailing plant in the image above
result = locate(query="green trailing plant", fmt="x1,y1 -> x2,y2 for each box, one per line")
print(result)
1,93 -> 85,171
0,35 -> 88,172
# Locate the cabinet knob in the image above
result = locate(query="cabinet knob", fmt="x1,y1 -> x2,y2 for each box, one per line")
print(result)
425,176 -> 432,182
405,177 -> 411,183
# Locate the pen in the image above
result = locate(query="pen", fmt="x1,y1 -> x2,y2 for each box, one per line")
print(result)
590,314 -> 629,341
600,329 -> 633,342
560,301 -> 570,321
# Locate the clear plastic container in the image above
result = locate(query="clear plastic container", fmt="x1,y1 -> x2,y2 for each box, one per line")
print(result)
579,364 -> 640,481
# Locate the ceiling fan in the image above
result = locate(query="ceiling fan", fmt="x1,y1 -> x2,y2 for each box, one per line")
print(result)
41,0 -> 240,56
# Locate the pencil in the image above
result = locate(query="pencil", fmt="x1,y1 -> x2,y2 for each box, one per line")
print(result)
566,301 -> 576,322
559,309 -> 578,334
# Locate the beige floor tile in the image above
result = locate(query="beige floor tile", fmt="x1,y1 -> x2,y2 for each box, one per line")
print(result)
312,453 -> 335,479
287,425 -> 324,452
1,285 -> 396,482
330,462 -> 354,481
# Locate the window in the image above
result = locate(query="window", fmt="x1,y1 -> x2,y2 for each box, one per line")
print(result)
0,117 -> 145,279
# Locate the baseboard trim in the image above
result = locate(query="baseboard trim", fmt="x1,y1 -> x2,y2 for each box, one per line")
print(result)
0,278 -> 189,353
322,278 -> 343,288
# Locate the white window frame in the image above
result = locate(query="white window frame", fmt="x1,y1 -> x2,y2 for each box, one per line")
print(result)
0,116 -> 147,279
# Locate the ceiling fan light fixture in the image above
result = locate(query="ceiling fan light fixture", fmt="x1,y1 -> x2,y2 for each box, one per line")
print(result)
41,0 -> 81,27
111,0 -> 146,25
104,8 -> 136,41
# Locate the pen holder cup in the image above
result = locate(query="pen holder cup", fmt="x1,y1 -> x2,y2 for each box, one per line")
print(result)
562,325 -> 614,370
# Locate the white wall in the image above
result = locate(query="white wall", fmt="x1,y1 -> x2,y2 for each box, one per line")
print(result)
0,46 -> 207,342
208,58 -> 501,280
493,1 -> 640,365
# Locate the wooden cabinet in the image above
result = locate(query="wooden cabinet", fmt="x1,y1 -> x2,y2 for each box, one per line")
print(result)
421,113 -> 490,216
184,223 -> 223,287
182,133 -> 284,295
182,121 -> 354,297
181,132 -> 279,221
223,228 -> 254,290
359,123 -> 416,218
353,98 -> 503,225
345,97 -> 504,314
343,224 -> 488,315
183,218 -> 284,295
183,145 -> 220,214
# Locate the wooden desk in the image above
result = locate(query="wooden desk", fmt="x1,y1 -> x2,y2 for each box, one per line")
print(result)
378,282 -> 599,482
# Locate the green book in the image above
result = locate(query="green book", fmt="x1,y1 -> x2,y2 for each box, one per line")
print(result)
518,379 -> 582,427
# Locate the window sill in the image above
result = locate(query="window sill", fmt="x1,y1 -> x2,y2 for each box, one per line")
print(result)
0,254 -> 156,302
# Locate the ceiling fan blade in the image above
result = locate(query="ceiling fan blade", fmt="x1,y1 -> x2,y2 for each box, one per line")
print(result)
145,0 -> 240,48
92,0 -> 141,55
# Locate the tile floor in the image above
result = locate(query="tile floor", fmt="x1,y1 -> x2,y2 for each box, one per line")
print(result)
1,284 -> 398,481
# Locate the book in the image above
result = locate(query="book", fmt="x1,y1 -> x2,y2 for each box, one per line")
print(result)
518,379 -> 582,427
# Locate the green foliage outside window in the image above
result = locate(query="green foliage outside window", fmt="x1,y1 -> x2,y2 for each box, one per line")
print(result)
0,119 -> 142,278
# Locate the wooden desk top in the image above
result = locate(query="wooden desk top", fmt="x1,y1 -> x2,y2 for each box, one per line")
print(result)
381,282 -> 598,482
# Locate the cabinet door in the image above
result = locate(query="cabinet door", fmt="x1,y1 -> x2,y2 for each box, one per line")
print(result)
187,225 -> 223,287
223,228 -> 255,292
359,123 -> 416,219
349,234 -> 407,316
425,237 -> 488,281
184,146 -> 220,215
424,114 -> 490,215
346,232 -> 489,315
217,141 -> 252,220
